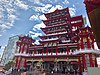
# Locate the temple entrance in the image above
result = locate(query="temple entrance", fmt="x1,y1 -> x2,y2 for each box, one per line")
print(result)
42,61 -> 80,74
26,57 -> 81,74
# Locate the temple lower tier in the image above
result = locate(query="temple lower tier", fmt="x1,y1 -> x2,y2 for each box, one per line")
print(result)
14,49 -> 99,74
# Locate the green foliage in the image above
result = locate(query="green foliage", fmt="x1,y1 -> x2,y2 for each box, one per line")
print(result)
4,61 -> 14,70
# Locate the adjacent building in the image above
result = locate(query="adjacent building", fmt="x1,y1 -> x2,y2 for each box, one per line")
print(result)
1,36 -> 19,66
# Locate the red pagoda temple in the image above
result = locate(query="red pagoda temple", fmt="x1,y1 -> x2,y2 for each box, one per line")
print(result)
84,0 -> 100,48
14,8 -> 100,74
14,35 -> 35,69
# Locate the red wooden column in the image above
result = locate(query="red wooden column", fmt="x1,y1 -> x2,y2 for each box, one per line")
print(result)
87,37 -> 91,49
66,46 -> 70,55
24,59 -> 26,68
22,44 -> 25,53
26,45 -> 29,54
17,57 -> 22,69
80,37 -> 84,49
15,57 -> 18,68
23,45 -> 29,68
82,54 -> 86,70
56,42 -> 58,55
91,37 -> 94,49
18,43 -> 25,69
89,54 -> 94,67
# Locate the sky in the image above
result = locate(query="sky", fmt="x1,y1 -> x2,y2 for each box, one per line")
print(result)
0,0 -> 92,56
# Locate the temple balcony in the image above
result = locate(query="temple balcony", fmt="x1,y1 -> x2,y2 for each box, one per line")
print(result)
72,48 -> 100,55
14,51 -> 74,57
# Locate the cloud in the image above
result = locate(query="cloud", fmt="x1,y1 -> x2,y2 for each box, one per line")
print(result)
0,35 -> 2,37
33,4 -> 52,13
0,0 -> 29,32
6,8 -> 16,15
34,22 -> 46,30
29,4 -> 52,21
0,24 -> 11,30
39,14 -> 47,20
29,3 -> 67,41
8,14 -> 17,23
31,0 -> 45,6
14,0 -> 29,10
48,5 -> 63,13
29,22 -> 46,39
69,7 -> 76,16
63,0 -> 69,5
29,4 -> 63,21
0,14 -> 17,32
29,15 -> 39,21
34,40 -> 40,45
29,30 -> 42,39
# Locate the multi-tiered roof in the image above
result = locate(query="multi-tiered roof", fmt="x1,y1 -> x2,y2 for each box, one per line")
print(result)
38,8 -> 84,55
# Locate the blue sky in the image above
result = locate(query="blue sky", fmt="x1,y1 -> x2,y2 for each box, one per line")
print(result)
0,0 -> 89,56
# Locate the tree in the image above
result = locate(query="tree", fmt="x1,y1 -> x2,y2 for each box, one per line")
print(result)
4,61 -> 15,70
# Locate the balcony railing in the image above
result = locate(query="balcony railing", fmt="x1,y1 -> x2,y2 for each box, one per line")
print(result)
15,48 -> 100,57
72,48 -> 100,55
14,52 -> 73,57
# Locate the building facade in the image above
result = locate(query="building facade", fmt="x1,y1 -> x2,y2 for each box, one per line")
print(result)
1,36 -> 19,66
15,8 -> 100,74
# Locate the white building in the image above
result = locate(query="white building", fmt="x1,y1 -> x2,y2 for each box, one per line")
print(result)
1,36 -> 19,66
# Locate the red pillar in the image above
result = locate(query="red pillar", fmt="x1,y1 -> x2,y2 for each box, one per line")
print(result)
24,59 -> 26,68
91,37 -> 94,49
22,44 -> 25,53
81,37 -> 84,49
89,54 -> 94,67
17,57 -> 22,69
15,57 -> 18,68
66,46 -> 69,55
87,37 -> 91,49
56,42 -> 58,55
17,43 -> 24,69
82,54 -> 86,70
